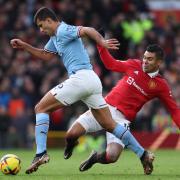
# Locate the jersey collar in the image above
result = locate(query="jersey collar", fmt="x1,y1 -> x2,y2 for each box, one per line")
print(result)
55,22 -> 62,36
147,70 -> 159,78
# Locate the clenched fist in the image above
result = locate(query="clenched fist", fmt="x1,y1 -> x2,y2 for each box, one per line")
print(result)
10,39 -> 27,49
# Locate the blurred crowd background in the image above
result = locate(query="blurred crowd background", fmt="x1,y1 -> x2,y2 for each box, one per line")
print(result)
0,0 -> 180,148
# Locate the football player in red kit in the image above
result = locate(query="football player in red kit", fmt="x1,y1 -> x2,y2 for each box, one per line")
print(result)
64,43 -> 180,175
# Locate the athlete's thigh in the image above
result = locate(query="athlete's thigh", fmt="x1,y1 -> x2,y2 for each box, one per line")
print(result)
36,91 -> 64,113
50,75 -> 90,106
108,104 -> 130,126
82,93 -> 107,109
81,70 -> 107,109
76,110 -> 103,133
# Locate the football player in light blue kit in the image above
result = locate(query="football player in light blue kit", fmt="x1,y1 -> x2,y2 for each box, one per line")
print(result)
10,7 -> 144,174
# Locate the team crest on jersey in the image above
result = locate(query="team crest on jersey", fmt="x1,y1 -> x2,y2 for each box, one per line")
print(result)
148,80 -> 157,89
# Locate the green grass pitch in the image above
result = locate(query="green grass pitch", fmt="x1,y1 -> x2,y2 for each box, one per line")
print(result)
0,149 -> 180,180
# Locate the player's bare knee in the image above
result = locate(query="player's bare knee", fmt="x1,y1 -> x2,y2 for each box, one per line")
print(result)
34,103 -> 41,113
35,104 -> 44,113
106,143 -> 122,163
35,102 -> 47,113
106,151 -> 119,163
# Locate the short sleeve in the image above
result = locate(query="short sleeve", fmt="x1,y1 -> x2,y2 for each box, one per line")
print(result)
44,39 -> 57,54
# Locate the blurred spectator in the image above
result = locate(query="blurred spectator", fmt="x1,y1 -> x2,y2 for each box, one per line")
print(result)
0,106 -> 11,148
0,78 -> 11,108
9,108 -> 31,148
8,87 -> 25,118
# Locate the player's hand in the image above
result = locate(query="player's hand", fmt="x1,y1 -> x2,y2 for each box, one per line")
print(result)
102,39 -> 120,50
10,39 -> 27,49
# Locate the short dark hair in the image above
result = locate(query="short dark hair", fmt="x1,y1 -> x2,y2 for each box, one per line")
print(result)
34,7 -> 58,24
146,44 -> 164,60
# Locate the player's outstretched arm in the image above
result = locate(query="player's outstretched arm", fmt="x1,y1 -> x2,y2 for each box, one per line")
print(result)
10,39 -> 55,61
79,27 -> 119,50
158,85 -> 180,128
96,44 -> 130,73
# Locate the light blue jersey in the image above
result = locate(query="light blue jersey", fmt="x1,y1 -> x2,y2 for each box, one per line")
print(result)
44,21 -> 92,76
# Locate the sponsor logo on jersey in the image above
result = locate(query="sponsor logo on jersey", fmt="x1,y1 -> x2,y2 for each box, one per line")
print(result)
127,76 -> 147,96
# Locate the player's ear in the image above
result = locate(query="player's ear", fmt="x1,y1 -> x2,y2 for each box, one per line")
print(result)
157,59 -> 162,66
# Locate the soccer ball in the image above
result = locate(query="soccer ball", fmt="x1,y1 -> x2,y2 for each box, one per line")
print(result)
0,154 -> 21,175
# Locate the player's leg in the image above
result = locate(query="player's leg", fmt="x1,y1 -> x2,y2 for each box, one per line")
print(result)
34,92 -> 64,154
26,76 -> 89,174
79,143 -> 123,171
64,122 -> 85,159
79,129 -> 124,171
82,71 -> 145,159
64,110 -> 103,159
91,108 -> 155,174
26,91 -> 65,174
139,150 -> 155,175
90,107 -> 144,158
79,140 -> 155,175
108,122 -> 155,175
79,127 -> 154,175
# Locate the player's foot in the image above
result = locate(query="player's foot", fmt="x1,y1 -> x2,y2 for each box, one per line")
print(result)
25,153 -> 50,174
79,151 -> 97,171
140,150 -> 155,175
64,140 -> 79,159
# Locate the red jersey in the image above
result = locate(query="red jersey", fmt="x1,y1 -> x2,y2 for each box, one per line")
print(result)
98,46 -> 180,128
